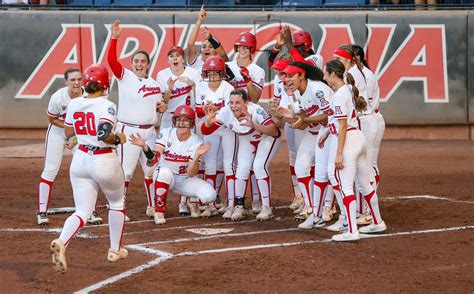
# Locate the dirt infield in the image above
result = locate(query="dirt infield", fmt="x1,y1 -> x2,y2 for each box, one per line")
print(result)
0,140 -> 473,293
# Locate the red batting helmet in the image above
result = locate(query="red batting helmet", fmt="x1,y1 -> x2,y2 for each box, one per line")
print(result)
83,64 -> 110,90
173,105 -> 196,127
201,56 -> 226,79
234,32 -> 257,54
292,30 -> 313,52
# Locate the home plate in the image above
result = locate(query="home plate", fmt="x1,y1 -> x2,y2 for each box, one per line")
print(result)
186,228 -> 234,235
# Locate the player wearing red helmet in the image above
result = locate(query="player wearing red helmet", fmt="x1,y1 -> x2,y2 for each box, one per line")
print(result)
50,64 -> 128,273
225,31 -> 266,213
195,55 -> 236,218
130,104 -> 217,224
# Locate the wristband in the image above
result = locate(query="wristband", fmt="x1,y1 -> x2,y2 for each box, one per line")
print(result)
208,34 -> 221,49
143,146 -> 156,160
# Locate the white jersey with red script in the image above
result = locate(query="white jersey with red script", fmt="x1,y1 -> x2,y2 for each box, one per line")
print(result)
157,67 -> 201,112
293,80 -> 332,133
196,80 -> 234,114
64,96 -> 117,148
327,84 -> 359,136
215,102 -> 273,141
226,60 -> 265,91
305,54 -> 324,70
156,128 -> 203,175
117,68 -> 162,125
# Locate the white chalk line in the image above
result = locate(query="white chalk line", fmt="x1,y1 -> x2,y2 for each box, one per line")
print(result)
76,224 -> 474,293
134,227 -> 301,246
2,195 -> 472,238
74,248 -> 173,294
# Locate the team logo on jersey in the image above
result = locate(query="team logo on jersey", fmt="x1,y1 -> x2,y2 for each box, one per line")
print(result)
157,133 -> 163,139
61,105 -> 67,111
335,106 -> 343,115
229,123 -> 233,130
108,106 -> 115,115
315,90 -> 324,100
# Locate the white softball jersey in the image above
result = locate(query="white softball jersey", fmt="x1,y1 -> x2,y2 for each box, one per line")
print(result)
157,66 -> 201,113
305,53 -> 324,70
64,96 -> 117,148
215,102 -> 273,141
226,60 -> 265,91
293,80 -> 332,133
155,128 -> 203,175
188,55 -> 205,74
116,68 -> 162,125
195,80 -> 234,111
327,84 -> 359,136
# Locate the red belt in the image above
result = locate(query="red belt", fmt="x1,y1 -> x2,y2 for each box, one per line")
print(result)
119,121 -> 154,129
78,145 -> 113,155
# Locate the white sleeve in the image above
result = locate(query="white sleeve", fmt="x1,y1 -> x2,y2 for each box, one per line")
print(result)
47,91 -> 61,117
157,71 -> 168,93
156,128 -> 171,148
99,103 -> 117,126
64,101 -> 75,127
251,67 -> 265,90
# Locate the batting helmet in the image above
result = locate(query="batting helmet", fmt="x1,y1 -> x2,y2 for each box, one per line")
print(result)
201,56 -> 226,79
173,105 -> 196,128
83,64 -> 110,90
234,32 -> 257,54
292,30 -> 313,52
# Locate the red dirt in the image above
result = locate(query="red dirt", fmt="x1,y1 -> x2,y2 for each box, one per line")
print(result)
0,140 -> 473,293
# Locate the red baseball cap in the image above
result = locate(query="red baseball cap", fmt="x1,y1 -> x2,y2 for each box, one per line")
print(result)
271,59 -> 291,71
167,46 -> 185,57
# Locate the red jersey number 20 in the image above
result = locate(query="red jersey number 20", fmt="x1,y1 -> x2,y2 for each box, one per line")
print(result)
74,112 -> 97,136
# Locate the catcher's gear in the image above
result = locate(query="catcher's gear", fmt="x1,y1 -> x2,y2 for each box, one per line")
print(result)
201,56 -> 226,80
173,105 -> 196,128
234,32 -> 257,54
292,30 -> 313,52
83,64 -> 110,90
240,67 -> 251,83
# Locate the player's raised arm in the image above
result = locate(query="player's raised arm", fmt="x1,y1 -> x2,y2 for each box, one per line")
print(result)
187,7 -> 207,65
202,26 -> 229,62
107,19 -> 124,79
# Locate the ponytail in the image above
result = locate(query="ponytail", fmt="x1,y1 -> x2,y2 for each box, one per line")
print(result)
346,72 -> 367,112
339,44 -> 366,80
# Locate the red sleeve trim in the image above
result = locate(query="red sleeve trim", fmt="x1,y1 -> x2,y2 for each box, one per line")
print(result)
156,142 -> 165,148
201,122 -> 220,135
107,39 -> 124,79
262,117 -> 274,126
334,115 -> 347,119
188,55 -> 197,66
99,117 -> 114,125
64,121 -> 73,127
47,111 -> 59,117
252,81 -> 264,89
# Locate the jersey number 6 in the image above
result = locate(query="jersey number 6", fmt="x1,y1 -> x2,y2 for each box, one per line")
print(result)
74,112 -> 97,136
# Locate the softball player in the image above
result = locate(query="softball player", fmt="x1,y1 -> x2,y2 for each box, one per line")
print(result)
37,68 -> 83,225
226,32 -> 266,213
333,45 -> 377,225
108,20 -> 165,219
50,64 -> 127,273
201,89 -> 281,221
196,56 -> 236,217
186,7 -> 228,73
129,105 -> 217,225
278,62 -> 332,223
267,52 -> 305,212
320,59 -> 386,242
350,44 -> 385,191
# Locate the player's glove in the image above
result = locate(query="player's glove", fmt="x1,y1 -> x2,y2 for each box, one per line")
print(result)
240,67 -> 251,83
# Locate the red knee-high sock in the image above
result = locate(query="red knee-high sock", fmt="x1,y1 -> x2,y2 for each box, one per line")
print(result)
144,178 -> 154,207
297,176 -> 313,208
154,181 -> 169,213
313,180 -> 329,217
38,177 -> 53,213
205,174 -> 217,190
364,190 -> 382,225
343,195 -> 357,233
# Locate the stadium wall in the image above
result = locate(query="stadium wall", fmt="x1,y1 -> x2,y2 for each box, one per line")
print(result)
0,10 -> 472,138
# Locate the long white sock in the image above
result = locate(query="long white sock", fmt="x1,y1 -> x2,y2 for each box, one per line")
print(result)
38,178 -> 53,213
250,172 -> 260,202
108,209 -> 126,252
257,177 -> 271,207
